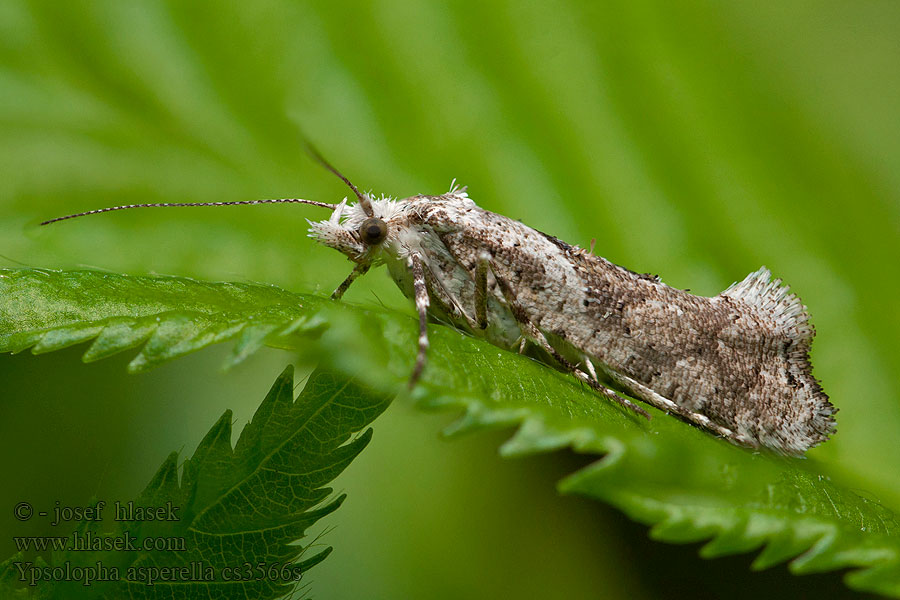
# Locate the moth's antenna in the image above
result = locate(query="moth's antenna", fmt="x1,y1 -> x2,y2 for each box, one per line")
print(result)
40,198 -> 336,226
301,139 -> 375,217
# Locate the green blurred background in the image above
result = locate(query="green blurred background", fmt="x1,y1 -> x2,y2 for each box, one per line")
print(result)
1,1 -> 898,598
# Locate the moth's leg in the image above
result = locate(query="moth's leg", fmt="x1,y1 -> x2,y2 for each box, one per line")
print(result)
434,235 -> 494,331
604,370 -> 755,447
331,262 -> 371,300
408,253 -> 430,388
583,356 -> 599,383
474,252 -> 490,330
420,262 -> 480,330
490,265 -> 650,420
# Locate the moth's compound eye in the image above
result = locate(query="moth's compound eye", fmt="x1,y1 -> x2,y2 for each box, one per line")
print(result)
359,217 -> 388,245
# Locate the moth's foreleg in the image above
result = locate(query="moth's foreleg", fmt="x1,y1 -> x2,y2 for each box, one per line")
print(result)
490,264 -> 650,420
331,262 -> 371,300
408,253 -> 430,388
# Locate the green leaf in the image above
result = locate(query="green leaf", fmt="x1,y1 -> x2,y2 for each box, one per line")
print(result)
1,266 -> 899,597
0,268 -> 327,372
0,364 -> 391,599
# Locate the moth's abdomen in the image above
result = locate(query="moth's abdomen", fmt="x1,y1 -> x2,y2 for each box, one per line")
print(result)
713,268 -> 836,453
594,266 -> 836,454
542,250 -> 835,454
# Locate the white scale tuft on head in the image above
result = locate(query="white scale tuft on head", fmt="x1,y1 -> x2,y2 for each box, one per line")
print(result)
307,193 -> 414,259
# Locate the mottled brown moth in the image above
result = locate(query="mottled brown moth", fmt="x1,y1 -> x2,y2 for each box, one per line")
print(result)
43,153 -> 836,455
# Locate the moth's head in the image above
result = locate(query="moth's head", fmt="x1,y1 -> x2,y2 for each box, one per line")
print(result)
307,195 -> 409,261
297,139 -> 414,263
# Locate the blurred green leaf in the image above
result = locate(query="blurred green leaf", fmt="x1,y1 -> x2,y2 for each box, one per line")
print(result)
0,364 -> 391,599
0,269 -> 327,372
2,267 -> 898,596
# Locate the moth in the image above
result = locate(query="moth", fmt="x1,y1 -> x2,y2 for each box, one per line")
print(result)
44,150 -> 836,455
